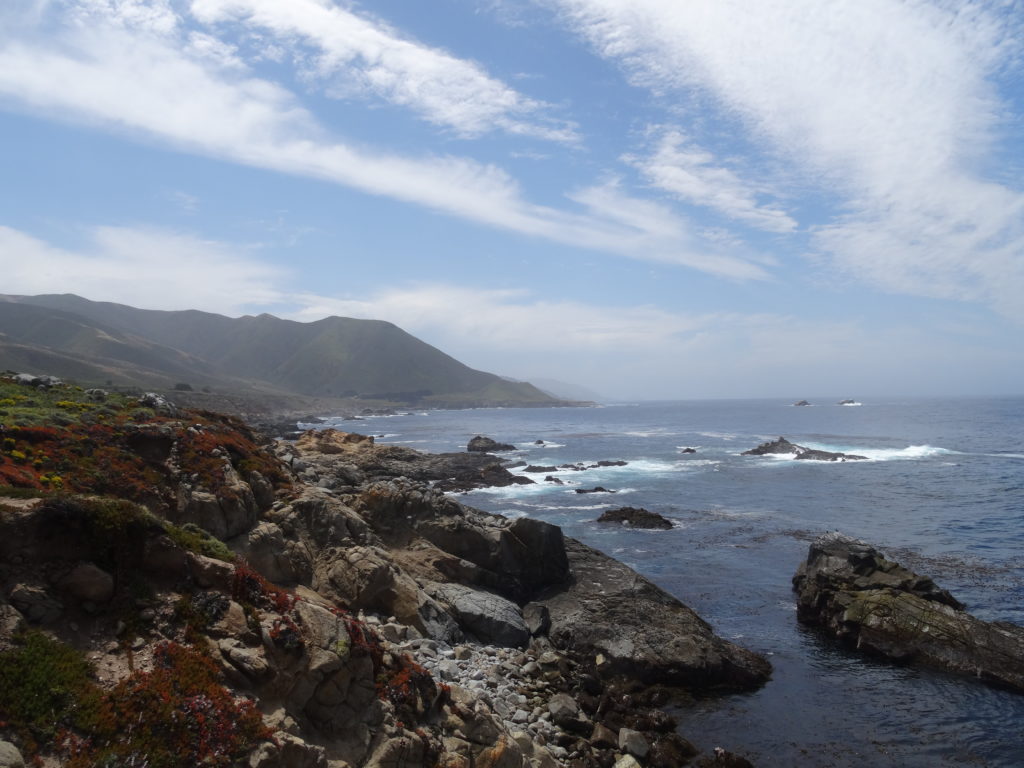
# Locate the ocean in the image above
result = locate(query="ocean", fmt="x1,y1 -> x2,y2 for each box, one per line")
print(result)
307,397 -> 1024,766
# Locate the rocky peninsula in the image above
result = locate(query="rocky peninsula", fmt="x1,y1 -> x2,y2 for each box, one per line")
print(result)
0,377 -> 769,768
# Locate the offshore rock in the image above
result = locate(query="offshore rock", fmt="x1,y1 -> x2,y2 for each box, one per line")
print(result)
597,507 -> 673,530
537,539 -> 771,690
467,436 -> 517,453
794,533 -> 1024,691
742,436 -> 867,462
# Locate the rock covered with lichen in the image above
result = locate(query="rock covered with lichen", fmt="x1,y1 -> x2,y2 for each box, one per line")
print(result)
794,532 -> 1024,691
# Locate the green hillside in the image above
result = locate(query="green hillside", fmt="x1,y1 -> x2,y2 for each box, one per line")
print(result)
0,294 -> 560,408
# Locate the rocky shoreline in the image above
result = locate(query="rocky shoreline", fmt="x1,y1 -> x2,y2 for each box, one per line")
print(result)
0,381 -> 769,768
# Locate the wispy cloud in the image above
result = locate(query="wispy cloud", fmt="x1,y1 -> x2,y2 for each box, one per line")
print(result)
627,128 -> 797,234
0,2 -> 767,281
190,0 -> 579,143
4,223 -> 1014,397
0,224 -> 284,314
548,0 -> 1024,318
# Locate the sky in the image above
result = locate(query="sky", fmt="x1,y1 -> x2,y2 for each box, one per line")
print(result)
1,0 -> 1023,400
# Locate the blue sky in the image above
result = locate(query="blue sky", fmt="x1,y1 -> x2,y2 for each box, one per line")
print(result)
1,0 -> 1022,399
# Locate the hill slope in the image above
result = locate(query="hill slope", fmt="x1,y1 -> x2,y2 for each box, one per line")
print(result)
0,294 -> 558,407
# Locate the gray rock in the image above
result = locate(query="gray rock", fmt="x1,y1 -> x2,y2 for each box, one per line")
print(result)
613,756 -> 642,768
433,583 -> 530,647
0,741 -> 25,768
8,583 -> 63,624
58,562 -> 115,603
0,745 -> 23,768
618,728 -> 649,758
546,692 -> 578,721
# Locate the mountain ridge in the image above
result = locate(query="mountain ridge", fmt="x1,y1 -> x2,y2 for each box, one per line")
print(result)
0,294 -> 564,409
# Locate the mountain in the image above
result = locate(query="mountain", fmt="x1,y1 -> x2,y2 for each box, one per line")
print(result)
0,294 -> 559,408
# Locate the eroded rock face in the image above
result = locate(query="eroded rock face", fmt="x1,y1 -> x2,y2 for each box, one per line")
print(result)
794,533 -> 1024,691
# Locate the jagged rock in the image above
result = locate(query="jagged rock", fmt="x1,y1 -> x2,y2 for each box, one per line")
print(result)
597,507 -> 673,530
0,741 -> 25,768
742,436 -> 866,462
238,522 -> 312,585
575,487 -> 615,494
538,539 -> 772,690
523,603 -> 551,637
313,545 -> 460,642
432,584 -> 529,647
794,533 -> 1024,691
176,464 -> 260,540
467,436 -> 517,453
57,561 -> 114,603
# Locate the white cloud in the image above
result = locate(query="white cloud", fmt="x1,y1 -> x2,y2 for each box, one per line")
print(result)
190,0 -> 579,143
284,283 -> 1019,399
0,225 -> 285,314
628,129 -> 797,233
0,7 -> 769,281
3,223 -> 1015,398
549,0 -> 1024,318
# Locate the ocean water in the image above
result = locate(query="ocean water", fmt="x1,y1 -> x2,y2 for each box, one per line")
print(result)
310,397 -> 1024,766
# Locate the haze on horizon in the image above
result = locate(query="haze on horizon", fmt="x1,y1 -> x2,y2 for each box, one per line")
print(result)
1,0 -> 1022,401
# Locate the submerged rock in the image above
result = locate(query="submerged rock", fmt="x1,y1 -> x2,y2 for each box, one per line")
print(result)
742,436 -> 867,462
597,507 -> 673,530
794,533 -> 1024,692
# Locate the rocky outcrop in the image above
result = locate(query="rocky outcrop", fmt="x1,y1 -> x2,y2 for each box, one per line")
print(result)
286,429 -> 530,493
794,533 -> 1024,691
597,507 -> 673,530
742,436 -> 867,462
793,400 -> 810,406
468,436 -> 517,453
538,539 -> 772,690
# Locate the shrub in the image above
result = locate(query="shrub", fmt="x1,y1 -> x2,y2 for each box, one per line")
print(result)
63,642 -> 274,767
165,522 -> 236,563
0,630 -> 99,749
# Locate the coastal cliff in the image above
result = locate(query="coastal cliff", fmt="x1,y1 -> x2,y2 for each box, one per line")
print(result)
0,377 -> 768,767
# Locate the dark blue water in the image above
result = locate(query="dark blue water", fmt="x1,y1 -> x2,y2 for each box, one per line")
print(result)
310,398 -> 1024,766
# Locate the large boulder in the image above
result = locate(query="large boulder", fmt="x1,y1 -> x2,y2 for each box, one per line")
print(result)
538,539 -> 772,690
794,533 -> 1024,691
431,583 -> 529,647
